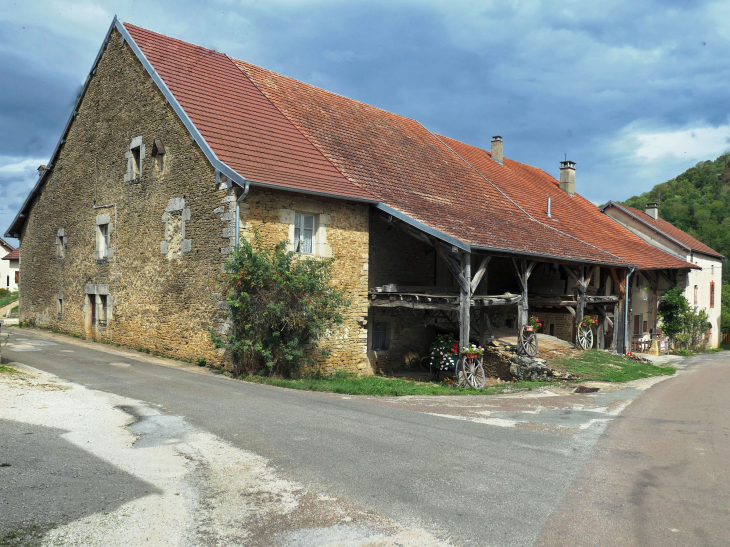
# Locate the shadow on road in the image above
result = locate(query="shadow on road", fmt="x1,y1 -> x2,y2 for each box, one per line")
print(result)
0,419 -> 160,538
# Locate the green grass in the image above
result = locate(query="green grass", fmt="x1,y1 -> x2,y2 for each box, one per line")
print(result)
0,365 -> 21,375
10,305 -> 18,314
551,350 -> 676,382
238,371 -> 551,396
0,291 -> 18,309
0,524 -> 56,547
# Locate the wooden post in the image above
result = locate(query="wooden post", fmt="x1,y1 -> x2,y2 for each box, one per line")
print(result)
512,259 -> 536,330
575,265 -> 593,346
459,251 -> 471,350
610,267 -> 628,354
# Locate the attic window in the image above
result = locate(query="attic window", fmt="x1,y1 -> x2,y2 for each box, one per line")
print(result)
124,136 -> 145,183
152,138 -> 166,171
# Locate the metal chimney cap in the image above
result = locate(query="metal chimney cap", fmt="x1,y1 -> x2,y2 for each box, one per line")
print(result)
559,160 -> 576,168
491,135 -> 503,141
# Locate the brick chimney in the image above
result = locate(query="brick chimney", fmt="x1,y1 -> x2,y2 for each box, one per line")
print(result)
37,165 -> 46,176
559,160 -> 576,196
491,136 -> 503,164
645,202 -> 659,220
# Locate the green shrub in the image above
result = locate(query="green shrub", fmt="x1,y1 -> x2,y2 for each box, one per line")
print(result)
213,231 -> 350,377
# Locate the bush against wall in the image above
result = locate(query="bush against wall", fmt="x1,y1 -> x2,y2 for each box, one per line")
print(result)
213,233 -> 350,376
658,285 -> 710,350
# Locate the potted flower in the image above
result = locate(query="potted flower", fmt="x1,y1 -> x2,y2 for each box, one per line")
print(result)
580,315 -> 597,328
429,333 -> 459,371
460,343 -> 484,359
527,316 -> 542,332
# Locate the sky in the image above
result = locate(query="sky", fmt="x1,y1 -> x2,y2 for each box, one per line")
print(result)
2,0 -> 730,246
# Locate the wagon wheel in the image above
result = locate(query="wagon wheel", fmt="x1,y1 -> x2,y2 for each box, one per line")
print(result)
460,356 -> 486,389
577,325 -> 594,350
519,326 -> 538,357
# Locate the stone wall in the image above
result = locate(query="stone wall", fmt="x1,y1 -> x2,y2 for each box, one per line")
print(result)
18,29 -> 236,366
239,191 -> 371,374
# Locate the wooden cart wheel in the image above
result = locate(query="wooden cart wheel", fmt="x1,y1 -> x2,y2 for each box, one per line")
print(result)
519,326 -> 538,357
460,356 -> 486,389
577,325 -> 594,350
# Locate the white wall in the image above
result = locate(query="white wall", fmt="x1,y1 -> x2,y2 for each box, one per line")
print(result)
0,247 -> 18,292
684,252 -> 722,348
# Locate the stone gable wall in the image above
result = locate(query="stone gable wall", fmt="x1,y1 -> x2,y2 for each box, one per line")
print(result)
17,28 -> 374,373
18,29 -> 233,366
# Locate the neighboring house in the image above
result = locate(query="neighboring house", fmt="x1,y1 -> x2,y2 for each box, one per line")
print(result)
0,238 -> 19,291
602,201 -> 723,348
4,19 -> 700,371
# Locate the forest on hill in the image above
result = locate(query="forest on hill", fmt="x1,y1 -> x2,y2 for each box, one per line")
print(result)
621,151 -> 730,332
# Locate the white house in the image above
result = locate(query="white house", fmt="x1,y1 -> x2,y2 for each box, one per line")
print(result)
0,237 -> 19,292
602,201 -> 723,348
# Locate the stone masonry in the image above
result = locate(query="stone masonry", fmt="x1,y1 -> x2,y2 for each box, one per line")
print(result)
17,29 -> 371,373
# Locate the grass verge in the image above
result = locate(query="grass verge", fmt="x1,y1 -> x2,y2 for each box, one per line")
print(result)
0,291 -> 18,309
550,350 -> 676,382
238,372 -> 552,396
0,524 -> 56,547
0,365 -> 22,375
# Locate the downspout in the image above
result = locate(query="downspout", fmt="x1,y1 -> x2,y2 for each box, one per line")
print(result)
234,181 -> 251,250
625,267 -> 635,354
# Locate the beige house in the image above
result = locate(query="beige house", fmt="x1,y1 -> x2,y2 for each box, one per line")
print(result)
5,19 -> 708,373
602,201 -> 723,348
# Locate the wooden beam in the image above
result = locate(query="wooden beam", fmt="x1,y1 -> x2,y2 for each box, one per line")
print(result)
370,301 -> 458,311
470,256 -> 490,295
460,251 -> 472,350
436,243 -> 470,293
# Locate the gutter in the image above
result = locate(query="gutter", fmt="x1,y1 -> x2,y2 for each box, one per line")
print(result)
234,181 -> 251,249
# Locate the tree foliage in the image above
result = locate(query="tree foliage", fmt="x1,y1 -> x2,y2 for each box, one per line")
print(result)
622,152 -> 730,332
213,233 -> 350,377
658,285 -> 710,349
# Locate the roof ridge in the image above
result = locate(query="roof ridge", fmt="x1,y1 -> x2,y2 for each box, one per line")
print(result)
429,131 -> 632,265
227,55 -> 375,200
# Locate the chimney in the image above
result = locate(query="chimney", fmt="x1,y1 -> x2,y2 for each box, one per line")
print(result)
491,136 -> 503,164
37,165 -> 46,176
645,202 -> 659,220
559,160 -> 576,196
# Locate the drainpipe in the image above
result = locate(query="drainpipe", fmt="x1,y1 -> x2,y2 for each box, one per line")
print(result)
234,181 -> 251,250
625,267 -> 635,354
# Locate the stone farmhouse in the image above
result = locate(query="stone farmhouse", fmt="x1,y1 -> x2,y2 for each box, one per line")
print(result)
5,18 -> 721,373
0,237 -> 19,292
602,201 -> 723,349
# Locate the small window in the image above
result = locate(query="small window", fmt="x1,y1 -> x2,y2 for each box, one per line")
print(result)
710,281 -> 715,308
131,146 -> 141,179
372,322 -> 389,350
56,229 -> 67,258
97,224 -> 109,259
98,295 -> 107,327
6,275 -> 9,287
152,138 -> 166,171
694,285 -> 698,305
294,213 -> 315,254
57,296 -> 63,319
643,320 -> 648,333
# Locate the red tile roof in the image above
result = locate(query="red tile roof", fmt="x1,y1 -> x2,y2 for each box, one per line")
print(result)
232,60 -> 631,265
124,24 -> 376,202
123,23 -> 695,270
2,248 -> 19,260
603,202 -> 724,259
437,136 -> 697,270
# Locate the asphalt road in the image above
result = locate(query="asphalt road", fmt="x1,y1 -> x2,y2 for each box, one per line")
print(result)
2,328 -> 729,546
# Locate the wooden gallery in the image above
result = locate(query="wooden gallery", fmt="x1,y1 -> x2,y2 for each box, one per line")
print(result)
6,19 -> 722,375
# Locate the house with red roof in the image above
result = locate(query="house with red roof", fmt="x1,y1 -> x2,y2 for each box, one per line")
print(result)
0,237 -> 19,292
4,18 -> 710,373
602,201 -> 723,348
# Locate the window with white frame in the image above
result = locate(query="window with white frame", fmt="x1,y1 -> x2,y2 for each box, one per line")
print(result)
294,213 -> 315,254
